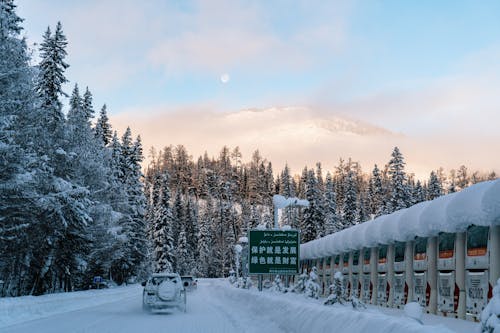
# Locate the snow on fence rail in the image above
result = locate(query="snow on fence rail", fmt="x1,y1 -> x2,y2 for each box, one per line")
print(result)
301,179 -> 500,259
0,285 -> 141,328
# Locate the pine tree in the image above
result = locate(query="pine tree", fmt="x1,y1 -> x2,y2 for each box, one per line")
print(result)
111,129 -> 147,284
35,22 -> 69,134
412,180 -> 425,204
172,189 -> 184,271
342,170 -> 358,228
0,0 -> 22,37
197,197 -> 214,277
302,169 -> 322,242
368,164 -> 384,217
280,164 -> 297,227
387,147 -> 410,213
95,104 -> 112,146
152,172 -> 174,273
0,1 -> 44,295
324,172 -> 339,234
427,171 -> 443,200
82,87 -> 94,123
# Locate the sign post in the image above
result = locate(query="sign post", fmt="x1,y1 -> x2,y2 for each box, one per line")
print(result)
248,229 -> 300,291
93,276 -> 102,289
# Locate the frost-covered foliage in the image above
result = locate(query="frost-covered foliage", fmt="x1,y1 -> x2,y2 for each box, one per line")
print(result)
387,147 -> 411,213
236,277 -> 252,289
325,271 -> 346,305
306,267 -> 320,299
292,273 -> 309,294
228,270 -> 237,285
145,143 -> 494,279
480,278 -> 500,333
271,275 -> 285,293
0,2 -> 146,296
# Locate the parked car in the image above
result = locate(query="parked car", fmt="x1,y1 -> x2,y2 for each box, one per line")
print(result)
142,272 -> 186,312
181,276 -> 198,291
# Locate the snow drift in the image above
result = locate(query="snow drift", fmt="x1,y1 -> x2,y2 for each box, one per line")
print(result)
216,283 -> 454,333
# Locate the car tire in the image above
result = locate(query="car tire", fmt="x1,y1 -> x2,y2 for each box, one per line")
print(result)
182,290 -> 187,312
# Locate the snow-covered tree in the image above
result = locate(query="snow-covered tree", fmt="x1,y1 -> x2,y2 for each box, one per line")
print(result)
427,171 -> 443,200
412,180 -> 425,204
197,197 -> 214,277
324,172 -> 339,234
325,271 -> 346,305
302,169 -> 319,242
342,170 -> 358,228
95,104 -> 112,146
152,172 -> 174,273
35,22 -> 68,136
479,278 -> 500,333
387,147 -> 410,213
305,266 -> 320,299
368,164 -> 385,217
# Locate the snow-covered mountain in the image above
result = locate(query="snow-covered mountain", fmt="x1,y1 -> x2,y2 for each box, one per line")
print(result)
113,105 -> 402,173
225,106 -> 395,137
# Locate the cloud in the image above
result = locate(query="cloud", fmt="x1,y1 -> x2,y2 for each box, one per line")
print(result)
109,106 -> 394,174
147,0 -> 349,75
316,45 -> 500,137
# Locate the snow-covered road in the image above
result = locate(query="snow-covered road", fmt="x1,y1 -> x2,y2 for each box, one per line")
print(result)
1,279 -> 282,333
1,279 -> 473,333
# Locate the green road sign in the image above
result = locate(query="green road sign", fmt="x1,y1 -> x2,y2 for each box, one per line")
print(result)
248,229 -> 300,275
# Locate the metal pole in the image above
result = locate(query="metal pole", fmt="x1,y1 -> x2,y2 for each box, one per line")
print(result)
274,206 -> 279,229
258,275 -> 263,291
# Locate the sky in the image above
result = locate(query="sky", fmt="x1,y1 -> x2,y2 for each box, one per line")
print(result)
16,0 -> 500,179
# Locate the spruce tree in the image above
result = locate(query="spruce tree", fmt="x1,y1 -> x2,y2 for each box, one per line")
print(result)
95,104 -> 113,146
342,170 -> 358,228
324,172 -> 339,234
153,172 -> 174,273
387,147 -> 410,213
35,22 -> 68,134
368,164 -> 385,217
302,169 -> 321,242
197,197 -> 214,277
428,171 -> 443,200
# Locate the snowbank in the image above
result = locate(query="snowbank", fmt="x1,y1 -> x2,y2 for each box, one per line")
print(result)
0,285 -> 141,328
301,179 -> 500,259
217,283 -> 454,333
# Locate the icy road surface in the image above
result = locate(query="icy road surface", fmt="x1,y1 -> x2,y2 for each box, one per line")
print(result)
1,279 -> 473,333
2,279 -> 282,333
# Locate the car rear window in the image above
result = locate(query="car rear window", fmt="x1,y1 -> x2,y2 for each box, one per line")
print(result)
151,276 -> 177,284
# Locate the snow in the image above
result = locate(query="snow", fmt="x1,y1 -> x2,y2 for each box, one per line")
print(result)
0,285 -> 143,328
301,179 -> 500,259
55,148 -> 66,155
272,194 -> 309,209
404,302 -> 423,324
480,278 -> 500,332
0,279 -> 473,333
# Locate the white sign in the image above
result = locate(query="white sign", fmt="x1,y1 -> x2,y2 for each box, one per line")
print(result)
466,270 -> 489,316
438,271 -> 456,313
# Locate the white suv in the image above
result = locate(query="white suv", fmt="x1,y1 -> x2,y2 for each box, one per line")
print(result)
142,273 -> 186,312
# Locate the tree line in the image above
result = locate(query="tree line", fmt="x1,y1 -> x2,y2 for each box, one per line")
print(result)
144,145 -> 496,278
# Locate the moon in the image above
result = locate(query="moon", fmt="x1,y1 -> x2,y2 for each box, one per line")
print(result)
220,73 -> 230,84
